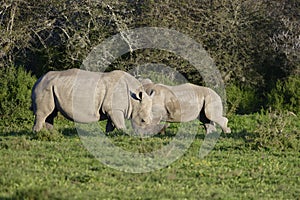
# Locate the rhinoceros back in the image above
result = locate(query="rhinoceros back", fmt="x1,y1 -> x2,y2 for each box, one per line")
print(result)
32,69 -> 102,122
166,83 -> 203,122
61,69 -> 105,122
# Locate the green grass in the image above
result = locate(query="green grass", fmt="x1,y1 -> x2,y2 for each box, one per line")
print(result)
0,112 -> 299,199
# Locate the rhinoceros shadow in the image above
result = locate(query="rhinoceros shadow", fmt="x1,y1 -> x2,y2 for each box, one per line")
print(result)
2,127 -> 78,139
2,129 -> 30,137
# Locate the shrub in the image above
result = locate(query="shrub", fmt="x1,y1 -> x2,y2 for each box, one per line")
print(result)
226,84 -> 259,115
246,109 -> 300,151
0,66 -> 36,131
267,76 -> 300,114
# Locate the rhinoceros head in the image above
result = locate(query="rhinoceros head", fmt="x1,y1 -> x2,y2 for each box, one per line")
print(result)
130,89 -> 155,130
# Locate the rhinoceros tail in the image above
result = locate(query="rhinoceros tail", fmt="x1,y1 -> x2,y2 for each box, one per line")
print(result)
30,76 -> 45,113
30,97 -> 36,113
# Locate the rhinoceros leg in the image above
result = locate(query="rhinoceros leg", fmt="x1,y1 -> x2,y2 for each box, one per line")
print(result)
33,116 -> 43,132
107,110 -> 126,130
33,111 -> 54,132
33,96 -> 55,132
208,116 -> 231,133
106,119 -> 115,132
199,107 -> 217,134
45,109 -> 58,130
204,121 -> 217,134
204,103 -> 231,134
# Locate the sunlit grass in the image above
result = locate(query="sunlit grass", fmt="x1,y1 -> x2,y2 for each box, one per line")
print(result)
0,111 -> 299,199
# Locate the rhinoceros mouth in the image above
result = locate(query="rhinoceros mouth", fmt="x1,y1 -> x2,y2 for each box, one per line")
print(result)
131,122 -> 166,138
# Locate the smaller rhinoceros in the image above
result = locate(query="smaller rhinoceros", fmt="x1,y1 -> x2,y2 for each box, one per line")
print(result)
140,79 -> 231,134
31,69 -> 155,133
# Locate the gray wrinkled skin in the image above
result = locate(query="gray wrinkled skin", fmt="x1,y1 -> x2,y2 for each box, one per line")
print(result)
31,69 -> 154,133
140,79 -> 231,134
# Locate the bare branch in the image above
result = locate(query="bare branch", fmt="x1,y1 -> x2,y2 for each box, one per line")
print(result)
106,4 -> 133,53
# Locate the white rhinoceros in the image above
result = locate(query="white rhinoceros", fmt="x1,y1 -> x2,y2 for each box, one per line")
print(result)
140,79 -> 231,134
31,69 -> 155,132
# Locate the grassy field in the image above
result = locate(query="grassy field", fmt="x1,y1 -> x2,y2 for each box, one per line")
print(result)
0,112 -> 299,199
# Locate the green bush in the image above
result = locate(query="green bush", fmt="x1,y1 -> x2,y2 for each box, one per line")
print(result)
229,109 -> 300,151
226,84 -> 259,115
0,66 -> 37,131
267,76 -> 300,114
249,109 -> 299,150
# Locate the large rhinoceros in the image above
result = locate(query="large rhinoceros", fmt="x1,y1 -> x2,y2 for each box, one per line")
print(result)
31,69 -> 155,132
140,79 -> 231,134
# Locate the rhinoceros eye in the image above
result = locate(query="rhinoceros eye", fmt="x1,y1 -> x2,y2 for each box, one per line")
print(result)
141,119 -> 145,123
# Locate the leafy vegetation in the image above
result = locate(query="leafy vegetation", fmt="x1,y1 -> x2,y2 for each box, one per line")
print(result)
226,84 -> 259,115
267,76 -> 300,114
1,0 -> 299,112
0,67 -> 36,132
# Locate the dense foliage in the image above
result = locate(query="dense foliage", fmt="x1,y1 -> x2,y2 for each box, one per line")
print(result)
1,0 -> 299,113
0,67 -> 36,132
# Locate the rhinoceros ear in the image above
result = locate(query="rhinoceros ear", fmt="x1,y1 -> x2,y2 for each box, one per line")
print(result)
130,91 -> 143,101
138,91 -> 143,100
149,89 -> 155,98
